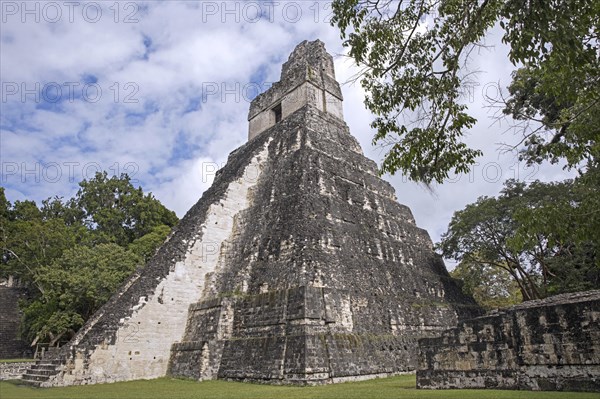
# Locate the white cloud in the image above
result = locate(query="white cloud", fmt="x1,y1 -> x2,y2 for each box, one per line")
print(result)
0,2 -> 573,270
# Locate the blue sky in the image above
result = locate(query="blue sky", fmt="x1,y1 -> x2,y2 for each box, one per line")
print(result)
0,1 -> 573,265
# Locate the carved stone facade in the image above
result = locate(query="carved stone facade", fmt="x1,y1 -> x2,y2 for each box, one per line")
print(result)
417,290 -> 600,392
22,40 -> 480,387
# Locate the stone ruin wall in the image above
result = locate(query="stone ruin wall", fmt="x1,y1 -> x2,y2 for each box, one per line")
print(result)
417,290 -> 600,392
0,361 -> 35,380
0,285 -> 32,359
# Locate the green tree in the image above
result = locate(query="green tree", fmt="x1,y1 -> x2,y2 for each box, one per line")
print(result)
40,196 -> 84,226
128,224 -> 172,262
74,172 -> 178,246
510,166 -> 600,295
22,244 -> 141,345
0,196 -> 83,290
450,258 -> 521,310
0,188 -> 10,220
1,173 -> 179,346
331,0 -> 599,183
439,177 -> 600,300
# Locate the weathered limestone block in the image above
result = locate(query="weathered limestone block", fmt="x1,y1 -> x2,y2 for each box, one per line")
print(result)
0,286 -> 32,359
0,362 -> 35,380
417,290 -> 600,392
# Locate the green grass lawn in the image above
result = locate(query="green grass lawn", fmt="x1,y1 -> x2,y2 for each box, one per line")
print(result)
1,375 -> 598,399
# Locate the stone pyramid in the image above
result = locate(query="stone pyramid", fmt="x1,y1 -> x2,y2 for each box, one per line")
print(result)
23,40 -> 480,387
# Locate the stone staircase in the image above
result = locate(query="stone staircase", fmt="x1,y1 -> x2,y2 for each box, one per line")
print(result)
21,358 -> 61,387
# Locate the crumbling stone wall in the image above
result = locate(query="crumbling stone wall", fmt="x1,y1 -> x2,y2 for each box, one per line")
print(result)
417,290 -> 600,392
0,286 -> 32,359
0,361 -> 35,380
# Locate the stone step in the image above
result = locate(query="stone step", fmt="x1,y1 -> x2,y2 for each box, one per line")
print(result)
30,364 -> 59,371
21,373 -> 51,382
20,357 -> 61,386
36,359 -> 62,365
25,367 -> 58,376
28,362 -> 59,368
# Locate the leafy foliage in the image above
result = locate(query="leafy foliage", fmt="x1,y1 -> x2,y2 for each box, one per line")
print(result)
128,224 -> 172,262
0,173 -> 178,346
75,172 -> 178,246
331,0 -> 599,183
450,259 -> 521,310
439,174 -> 600,300
0,192 -> 84,289
22,244 -> 141,345
333,0 -> 599,303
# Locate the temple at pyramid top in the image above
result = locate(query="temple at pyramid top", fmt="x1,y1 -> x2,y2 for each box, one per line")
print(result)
248,40 -> 344,140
